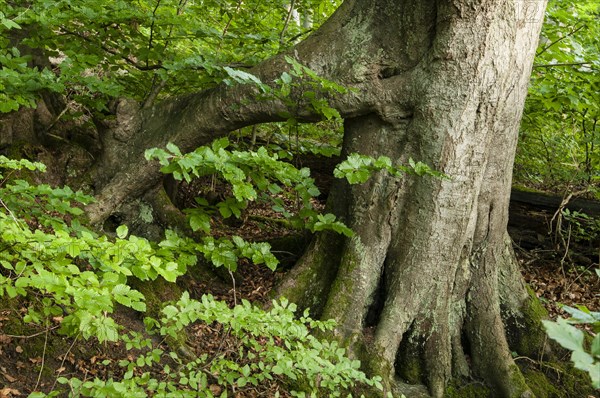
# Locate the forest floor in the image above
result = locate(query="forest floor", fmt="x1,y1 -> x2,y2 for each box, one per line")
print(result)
0,154 -> 599,397
509,200 -> 600,322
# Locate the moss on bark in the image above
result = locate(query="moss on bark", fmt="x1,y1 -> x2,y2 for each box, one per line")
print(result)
445,380 -> 491,398
504,286 -> 552,360
521,363 -> 597,398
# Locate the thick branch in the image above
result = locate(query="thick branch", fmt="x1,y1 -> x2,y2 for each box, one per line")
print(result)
85,0 -> 416,224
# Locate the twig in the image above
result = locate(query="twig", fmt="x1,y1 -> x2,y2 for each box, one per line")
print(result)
33,324 -> 50,392
0,168 -> 16,188
142,0 -> 188,108
45,103 -> 71,132
565,263 -> 598,293
249,125 -> 257,151
229,268 -> 237,307
51,332 -> 81,392
0,197 -> 25,230
222,0 -> 244,40
280,0 -> 296,46
533,62 -> 593,68
559,223 -> 572,276
514,355 -> 564,377
5,325 -> 60,338
550,188 -> 588,235
142,77 -> 169,109
537,25 -> 585,57
59,28 -> 162,71
147,0 -> 163,68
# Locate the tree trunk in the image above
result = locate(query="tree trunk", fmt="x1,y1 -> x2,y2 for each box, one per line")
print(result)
14,0 -> 549,396
273,1 -> 549,397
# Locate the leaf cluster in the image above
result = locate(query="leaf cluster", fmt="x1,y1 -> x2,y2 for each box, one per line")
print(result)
145,139 -> 353,237
543,304 -> 600,388
334,153 -> 447,185
0,158 -> 193,342
0,0 -> 340,114
35,294 -> 383,397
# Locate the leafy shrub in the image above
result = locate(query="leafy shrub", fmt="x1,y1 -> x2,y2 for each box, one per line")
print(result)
0,156 -> 191,341
1,155 -> 383,397
146,139 -> 352,237
515,0 -> 600,192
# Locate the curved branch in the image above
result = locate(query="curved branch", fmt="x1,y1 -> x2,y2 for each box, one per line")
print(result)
85,0 -> 415,224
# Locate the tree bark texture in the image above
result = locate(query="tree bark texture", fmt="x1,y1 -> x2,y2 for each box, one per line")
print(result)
36,0 -> 548,396
273,1 -> 549,397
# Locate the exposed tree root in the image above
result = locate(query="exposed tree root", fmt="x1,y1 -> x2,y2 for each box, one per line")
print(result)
276,222 -> 543,397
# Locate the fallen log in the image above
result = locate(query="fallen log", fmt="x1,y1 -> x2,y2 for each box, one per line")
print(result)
510,188 -> 600,218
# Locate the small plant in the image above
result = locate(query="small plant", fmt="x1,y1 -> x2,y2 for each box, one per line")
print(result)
560,208 -> 600,244
543,303 -> 600,388
31,294 -> 384,397
0,156 -> 191,341
334,153 -> 446,184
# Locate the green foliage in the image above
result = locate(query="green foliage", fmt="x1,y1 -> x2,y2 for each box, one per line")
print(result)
0,7 -> 65,113
334,153 -> 447,185
0,0 -> 340,114
1,157 -> 382,397
559,208 -> 600,244
222,56 -> 349,169
33,294 -> 382,397
543,305 -> 600,388
273,56 -> 350,121
157,293 -> 382,396
523,8 -> 600,384
146,139 -> 352,237
0,155 -> 46,175
515,0 -> 600,191
0,158 -> 193,342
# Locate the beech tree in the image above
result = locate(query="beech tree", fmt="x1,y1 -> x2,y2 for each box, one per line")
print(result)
2,0 -> 555,396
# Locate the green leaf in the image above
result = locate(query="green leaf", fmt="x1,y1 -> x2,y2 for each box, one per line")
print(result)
166,142 -> 182,156
189,213 -> 211,234
212,137 -> 230,151
571,349 -> 595,372
223,67 -> 264,88
1,18 -> 21,30
543,318 -> 584,352
280,72 -> 292,84
116,225 -> 129,239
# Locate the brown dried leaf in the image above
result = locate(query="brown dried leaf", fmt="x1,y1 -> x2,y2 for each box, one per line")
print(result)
0,388 -> 21,397
209,384 -> 222,395
1,371 -> 17,383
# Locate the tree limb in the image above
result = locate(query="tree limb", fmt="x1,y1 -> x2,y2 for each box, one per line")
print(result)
85,0 -> 415,224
